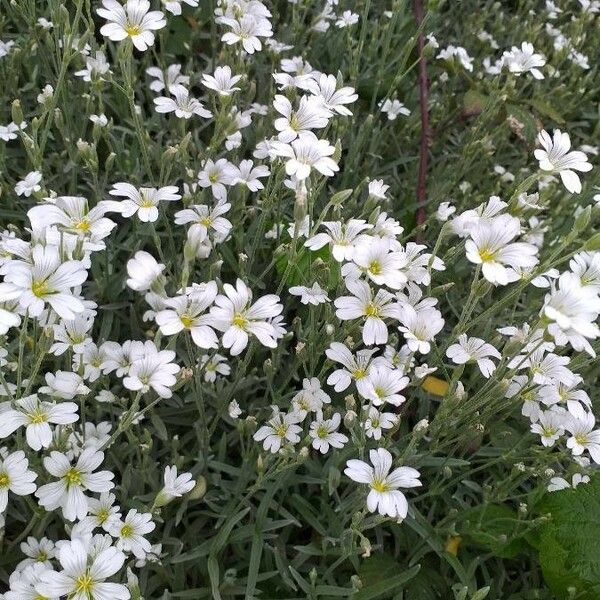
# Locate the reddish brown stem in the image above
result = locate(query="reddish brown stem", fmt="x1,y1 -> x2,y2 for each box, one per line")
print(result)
413,0 -> 429,239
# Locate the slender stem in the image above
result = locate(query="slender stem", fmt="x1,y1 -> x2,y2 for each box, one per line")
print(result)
413,0 -> 429,239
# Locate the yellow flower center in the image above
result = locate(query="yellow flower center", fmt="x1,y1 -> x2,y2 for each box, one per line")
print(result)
97,508 -> 109,524
37,552 -> 48,562
0,473 -> 10,487
31,279 -> 51,298
65,468 -> 82,487
575,433 -> 589,446
371,479 -> 390,493
352,369 -> 367,380
369,260 -> 382,275
365,303 -> 379,317
180,314 -> 194,328
121,524 -> 134,538
75,574 -> 94,594
316,425 -> 329,439
274,424 -> 288,438
478,247 -> 497,262
125,24 -> 142,36
209,173 -> 219,183
139,194 -> 155,208
75,220 -> 91,232
232,313 -> 248,328
29,409 -> 48,424
199,217 -> 212,227
374,387 -> 385,398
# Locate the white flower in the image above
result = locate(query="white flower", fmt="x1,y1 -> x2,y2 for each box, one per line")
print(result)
74,50 -> 112,81
291,378 -> 331,417
363,406 -> 397,440
230,160 -> 270,191
90,113 -> 109,127
534,130 -> 593,194
6,563 -> 56,600
103,183 -> 181,222
335,280 -> 402,346
98,0 -> 166,51
81,492 -> 122,532
228,399 -> 242,418
0,395 -> 78,451
347,238 -> 408,289
509,347 -> 575,386
154,86 -> 212,119
360,365 -> 409,406
0,40 -> 15,58
436,45 -> 473,71
125,251 -> 165,292
158,466 -> 195,504
0,121 -> 25,142
15,171 -> 42,197
530,410 -> 566,447
565,412 -> 600,463
270,133 -> 338,180
201,65 -> 242,96
345,448 -> 421,519
253,410 -> 303,453
50,312 -> 94,355
0,244 -> 87,320
570,252 -> 600,290
309,412 -> 348,453
542,272 -> 600,355
0,450 -> 37,512
446,334 -> 501,378
197,159 -> 236,201
175,201 -> 232,245
18,537 -> 56,571
210,279 -> 283,355
436,201 -> 456,221
156,284 -> 218,348
146,64 -> 189,93
100,340 -> 145,376
465,214 -> 539,285
368,179 -> 389,199
35,448 -> 113,521
37,84 -> 54,104
310,73 -> 357,116
325,342 -> 379,394
335,10 -> 359,27
201,353 -> 230,382
502,42 -> 545,79
123,341 -> 181,398
29,196 -> 116,248
289,282 -> 329,305
398,306 -> 444,354
305,219 -> 372,262
162,0 -> 198,16
379,99 -> 410,120
273,94 -> 332,142
109,509 -> 155,559
548,473 -> 590,492
220,15 -> 273,54
39,371 -> 90,399
37,538 -> 129,599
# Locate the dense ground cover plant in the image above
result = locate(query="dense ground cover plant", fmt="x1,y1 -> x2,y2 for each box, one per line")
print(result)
0,0 -> 599,598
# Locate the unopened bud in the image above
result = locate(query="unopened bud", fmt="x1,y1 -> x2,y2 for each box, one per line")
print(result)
188,476 -> 207,500
344,410 -> 357,427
